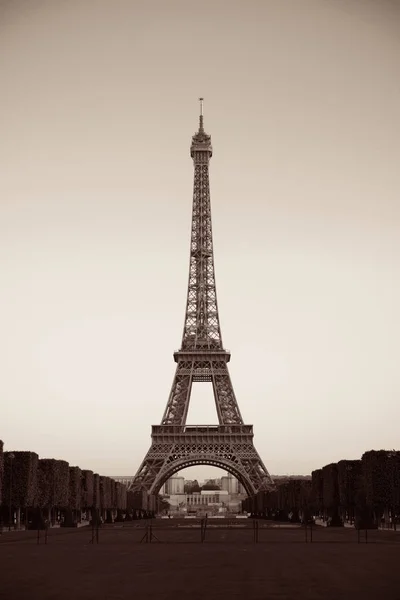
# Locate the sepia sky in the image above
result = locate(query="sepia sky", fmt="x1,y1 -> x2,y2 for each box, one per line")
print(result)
1,0 -> 399,481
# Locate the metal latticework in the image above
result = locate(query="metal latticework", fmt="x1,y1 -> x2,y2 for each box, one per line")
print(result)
131,102 -> 274,496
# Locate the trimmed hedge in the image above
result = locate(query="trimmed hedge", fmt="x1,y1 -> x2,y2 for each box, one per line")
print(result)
93,474 -> 101,509
275,480 -> 306,512
81,470 -> 94,508
286,479 -> 303,509
277,482 -> 289,511
299,480 -> 312,509
255,490 -> 265,513
2,440 -> 397,522
362,450 -> 400,510
261,489 -> 279,511
3,451 -> 38,508
118,483 -> 127,510
106,478 -> 113,509
0,442 -> 128,515
68,467 -> 82,510
148,494 -> 157,513
245,481 -> 311,516
244,451 -> 400,519
0,440 -> 3,506
37,459 -> 69,509
311,469 -> 323,511
111,479 -> 117,509
322,463 -> 339,510
100,476 -> 112,509
127,490 -> 148,511
337,460 -> 363,509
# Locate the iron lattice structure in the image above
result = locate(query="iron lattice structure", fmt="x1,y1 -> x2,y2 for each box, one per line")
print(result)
131,101 -> 274,497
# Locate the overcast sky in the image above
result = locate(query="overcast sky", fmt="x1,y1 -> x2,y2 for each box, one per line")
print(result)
1,0 -> 399,481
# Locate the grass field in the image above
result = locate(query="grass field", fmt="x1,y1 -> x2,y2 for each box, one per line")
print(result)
0,520 -> 399,600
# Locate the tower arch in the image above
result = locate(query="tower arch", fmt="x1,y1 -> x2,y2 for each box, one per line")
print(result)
151,457 -> 255,496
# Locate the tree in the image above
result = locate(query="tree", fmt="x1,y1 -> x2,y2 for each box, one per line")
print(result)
159,498 -> 170,513
184,480 -> 201,493
201,483 -> 220,491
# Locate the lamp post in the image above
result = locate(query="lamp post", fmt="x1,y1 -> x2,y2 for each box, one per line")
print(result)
8,453 -> 15,532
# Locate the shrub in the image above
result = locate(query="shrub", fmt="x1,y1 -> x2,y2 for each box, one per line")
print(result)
311,469 -> 323,511
68,467 -> 82,510
362,450 -> 400,511
286,479 -> 303,509
337,460 -> 363,510
114,480 -> 127,510
81,470 -> 94,507
3,451 -> 38,507
277,482 -> 289,511
322,463 -> 339,510
115,482 -> 120,509
37,459 -> 69,509
100,476 -> 112,509
0,440 -> 3,506
255,490 -> 264,512
127,490 -> 148,511
299,480 -> 312,509
120,484 -> 127,511
110,479 -> 117,509
104,477 -> 113,509
265,489 -> 279,511
93,474 -> 100,509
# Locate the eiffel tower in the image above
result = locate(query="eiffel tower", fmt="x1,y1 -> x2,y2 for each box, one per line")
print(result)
131,100 -> 274,496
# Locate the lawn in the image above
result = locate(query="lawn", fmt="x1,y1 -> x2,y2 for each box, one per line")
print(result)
0,521 -> 399,600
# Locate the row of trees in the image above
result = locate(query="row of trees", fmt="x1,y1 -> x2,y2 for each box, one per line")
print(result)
184,479 -> 221,493
242,449 -> 400,529
0,441 -> 128,529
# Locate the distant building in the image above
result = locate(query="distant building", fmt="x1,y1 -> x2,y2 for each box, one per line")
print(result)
160,472 -> 246,515
111,473 -> 311,515
112,476 -> 135,487
186,489 -> 228,509
271,475 -> 311,481
221,473 -> 238,494
163,476 -> 185,495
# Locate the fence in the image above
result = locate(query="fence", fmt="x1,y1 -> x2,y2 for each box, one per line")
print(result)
1,517 -> 400,548
1,517 -> 397,547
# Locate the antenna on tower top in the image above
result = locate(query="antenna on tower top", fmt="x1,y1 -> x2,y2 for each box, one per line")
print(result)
199,97 -> 204,132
